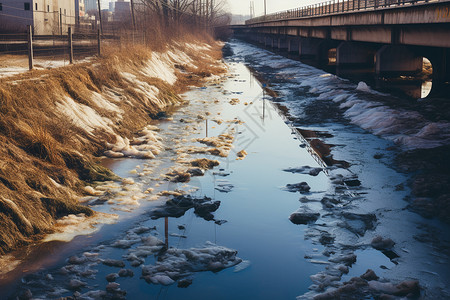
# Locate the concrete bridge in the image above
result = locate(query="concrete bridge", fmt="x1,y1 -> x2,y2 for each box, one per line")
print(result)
232,0 -> 450,95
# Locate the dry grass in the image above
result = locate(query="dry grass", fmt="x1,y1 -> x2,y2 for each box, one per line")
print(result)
0,29 -> 225,255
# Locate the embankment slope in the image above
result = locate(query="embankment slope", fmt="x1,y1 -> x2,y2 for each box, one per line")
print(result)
0,39 -> 225,255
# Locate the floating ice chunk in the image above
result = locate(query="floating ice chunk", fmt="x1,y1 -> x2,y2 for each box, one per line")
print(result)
234,260 -> 251,273
356,81 -> 371,92
141,242 -> 241,286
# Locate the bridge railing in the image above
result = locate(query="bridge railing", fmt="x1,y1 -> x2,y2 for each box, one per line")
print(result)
246,0 -> 441,24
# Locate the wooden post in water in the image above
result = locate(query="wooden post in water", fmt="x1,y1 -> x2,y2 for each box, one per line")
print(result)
68,27 -> 73,64
164,217 -> 169,248
27,25 -> 33,70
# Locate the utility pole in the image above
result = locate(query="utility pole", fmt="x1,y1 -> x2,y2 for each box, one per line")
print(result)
27,25 -> 33,70
264,0 -> 267,15
130,0 -> 136,31
97,0 -> 103,35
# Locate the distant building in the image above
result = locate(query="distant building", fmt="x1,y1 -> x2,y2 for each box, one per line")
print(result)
0,0 -> 76,34
84,0 -> 97,12
114,0 -> 130,23
75,0 -> 85,23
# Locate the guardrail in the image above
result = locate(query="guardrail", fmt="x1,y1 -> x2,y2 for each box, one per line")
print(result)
246,0 -> 444,24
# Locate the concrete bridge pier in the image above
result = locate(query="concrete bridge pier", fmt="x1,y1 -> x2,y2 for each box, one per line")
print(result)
264,35 -> 273,48
428,48 -> 450,95
277,37 -> 288,51
376,45 -> 422,77
257,34 -> 265,45
288,38 -> 300,54
336,42 -> 376,74
299,38 -> 323,60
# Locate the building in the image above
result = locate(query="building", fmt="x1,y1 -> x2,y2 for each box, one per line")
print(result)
0,0 -> 76,34
84,0 -> 97,12
114,0 -> 130,23
75,0 -> 85,24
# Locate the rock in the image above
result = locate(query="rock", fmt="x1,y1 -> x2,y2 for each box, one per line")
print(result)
102,259 -> 125,268
289,207 -> 320,225
340,212 -> 377,236
68,256 -> 87,265
309,168 -> 323,176
187,168 -> 204,176
236,150 -> 247,159
285,182 -> 311,193
283,166 -> 322,176
329,253 -> 357,266
394,280 -> 420,297
177,225 -> 186,230
373,153 -> 384,159
360,269 -> 379,281
141,243 -> 241,286
321,197 -> 340,209
191,158 -> 219,169
177,278 -> 193,288
344,179 -> 361,187
166,170 -> 191,183
371,236 -> 395,250
106,273 -> 119,282
106,282 -> 121,293
118,269 -> 134,278
194,201 -> 221,221
151,195 -> 220,221
314,277 -> 369,299
68,279 -> 87,290
133,226 -> 153,234
215,180 -> 234,193
319,232 -> 335,245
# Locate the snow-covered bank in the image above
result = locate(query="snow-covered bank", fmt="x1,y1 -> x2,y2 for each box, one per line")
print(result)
0,39 -> 226,256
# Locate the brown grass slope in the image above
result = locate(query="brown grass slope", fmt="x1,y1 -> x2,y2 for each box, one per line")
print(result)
0,38 -> 225,255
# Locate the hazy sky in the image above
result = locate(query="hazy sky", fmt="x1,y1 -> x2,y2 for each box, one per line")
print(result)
227,0 -> 321,16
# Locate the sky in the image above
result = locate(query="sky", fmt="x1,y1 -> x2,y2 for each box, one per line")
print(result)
227,0 -> 322,16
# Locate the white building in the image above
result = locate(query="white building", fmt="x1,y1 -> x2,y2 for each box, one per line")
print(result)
0,0 -> 76,35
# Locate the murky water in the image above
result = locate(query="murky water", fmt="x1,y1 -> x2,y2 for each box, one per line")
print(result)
1,40 -> 449,299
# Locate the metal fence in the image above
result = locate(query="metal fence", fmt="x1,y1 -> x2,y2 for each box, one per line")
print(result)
246,0 -> 445,24
0,26 -> 147,73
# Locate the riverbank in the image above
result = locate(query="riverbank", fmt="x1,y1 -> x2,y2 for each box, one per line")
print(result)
0,35 -> 226,256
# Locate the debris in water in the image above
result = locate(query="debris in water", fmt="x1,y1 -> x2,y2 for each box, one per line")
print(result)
289,207 -> 320,225
151,195 -> 220,221
371,236 -> 395,250
283,166 -> 323,176
190,158 -> 220,169
285,182 -> 311,193
141,242 -> 242,286
236,150 -> 248,160
229,98 -> 240,105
